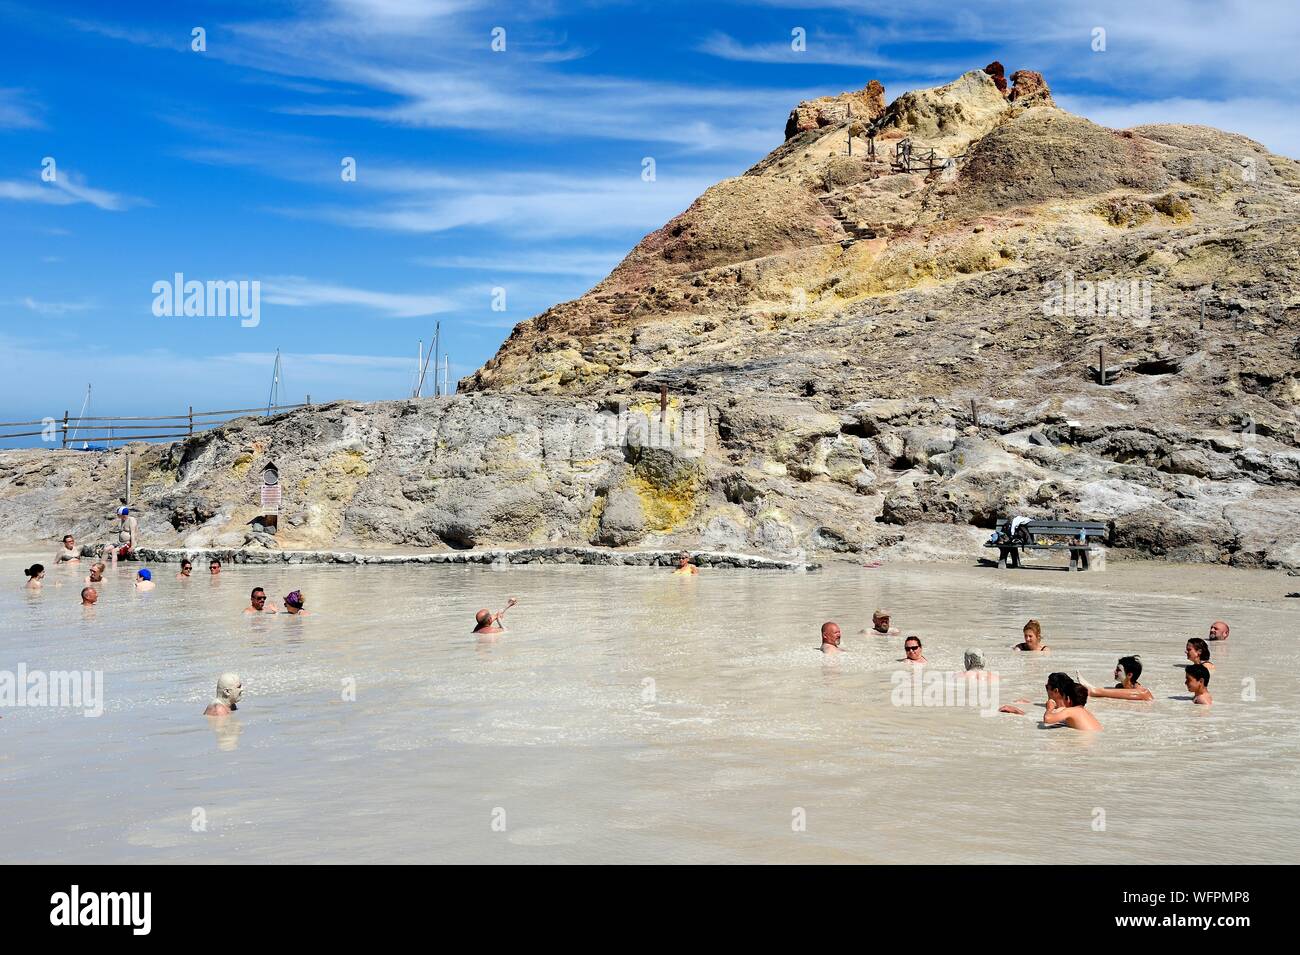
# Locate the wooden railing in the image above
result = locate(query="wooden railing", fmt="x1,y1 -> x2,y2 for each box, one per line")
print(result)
0,400 -> 310,448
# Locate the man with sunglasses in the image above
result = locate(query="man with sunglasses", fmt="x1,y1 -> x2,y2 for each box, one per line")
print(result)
243,587 -> 279,614
901,636 -> 927,664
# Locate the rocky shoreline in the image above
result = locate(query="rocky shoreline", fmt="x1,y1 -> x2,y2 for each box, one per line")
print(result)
131,545 -> 818,571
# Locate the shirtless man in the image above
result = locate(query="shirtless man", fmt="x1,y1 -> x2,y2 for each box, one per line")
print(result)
1207,620 -> 1230,642
80,586 -> 98,607
1001,673 -> 1102,731
1012,619 -> 1049,653
85,562 -> 106,585
134,568 -> 155,591
203,673 -> 243,717
902,636 -> 927,664
961,648 -> 998,683
54,534 -> 81,565
104,507 -> 137,562
243,587 -> 279,614
870,609 -> 900,636
1185,637 -> 1215,672
209,559 -> 222,576
1184,664 -> 1213,705
819,621 -> 843,655
176,559 -> 193,581
672,553 -> 699,576
473,598 -> 518,635
1078,656 -> 1154,702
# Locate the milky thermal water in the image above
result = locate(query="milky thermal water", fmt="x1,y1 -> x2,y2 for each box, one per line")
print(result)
1,555 -> 1295,863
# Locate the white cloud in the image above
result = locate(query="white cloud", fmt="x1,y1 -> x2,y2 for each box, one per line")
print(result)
1057,95 -> 1300,160
259,277 -> 455,318
0,170 -> 137,211
17,296 -> 92,315
415,248 -> 625,277
0,88 -> 42,129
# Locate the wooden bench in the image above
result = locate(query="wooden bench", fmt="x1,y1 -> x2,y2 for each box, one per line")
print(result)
983,518 -> 1108,572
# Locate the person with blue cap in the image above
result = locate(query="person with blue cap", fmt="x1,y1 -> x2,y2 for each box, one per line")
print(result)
134,567 -> 155,591
101,506 -> 138,563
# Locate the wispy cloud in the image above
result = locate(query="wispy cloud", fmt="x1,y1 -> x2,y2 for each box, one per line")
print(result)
12,296 -> 92,315
287,168 -> 726,238
0,88 -> 42,128
260,276 -> 455,318
0,170 -> 139,211
415,248 -> 625,277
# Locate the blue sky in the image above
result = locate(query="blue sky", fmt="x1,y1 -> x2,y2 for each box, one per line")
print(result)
2,0 -> 1297,431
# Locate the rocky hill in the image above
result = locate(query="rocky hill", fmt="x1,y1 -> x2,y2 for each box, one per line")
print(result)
4,66 -> 1299,566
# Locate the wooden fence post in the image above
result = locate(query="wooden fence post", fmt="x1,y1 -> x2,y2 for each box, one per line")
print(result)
188,405 -> 194,437
659,384 -> 668,421
61,410 -> 68,449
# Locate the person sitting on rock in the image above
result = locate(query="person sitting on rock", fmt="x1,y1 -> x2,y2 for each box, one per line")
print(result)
1207,620 -> 1230,642
672,553 -> 699,576
1078,656 -> 1153,701
204,673 -> 243,717
819,621 -> 843,655
102,507 -> 137,562
54,534 -> 81,564
1013,619 -> 1049,653
244,587 -> 279,614
473,598 -> 518,635
1184,665 -> 1212,705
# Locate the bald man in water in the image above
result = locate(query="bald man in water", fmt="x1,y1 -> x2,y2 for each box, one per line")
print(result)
1208,620 -> 1230,641
820,621 -> 843,655
473,598 -> 518,635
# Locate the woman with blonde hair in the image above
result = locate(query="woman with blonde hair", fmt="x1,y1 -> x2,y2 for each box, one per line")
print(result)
1013,619 -> 1049,653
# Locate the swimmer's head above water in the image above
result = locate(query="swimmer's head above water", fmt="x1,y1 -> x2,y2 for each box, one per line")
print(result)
81,586 -> 97,606
872,609 -> 891,632
820,621 -> 842,648
963,648 -> 985,671
204,672 -> 243,716
1208,620 -> 1229,641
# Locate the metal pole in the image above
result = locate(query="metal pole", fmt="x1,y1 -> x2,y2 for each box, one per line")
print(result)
1099,345 -> 1107,386
415,339 -> 423,398
432,322 -> 440,398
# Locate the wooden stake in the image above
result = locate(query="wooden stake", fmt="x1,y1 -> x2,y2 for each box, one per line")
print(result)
659,384 -> 668,421
970,398 -> 978,427
1099,345 -> 1107,386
